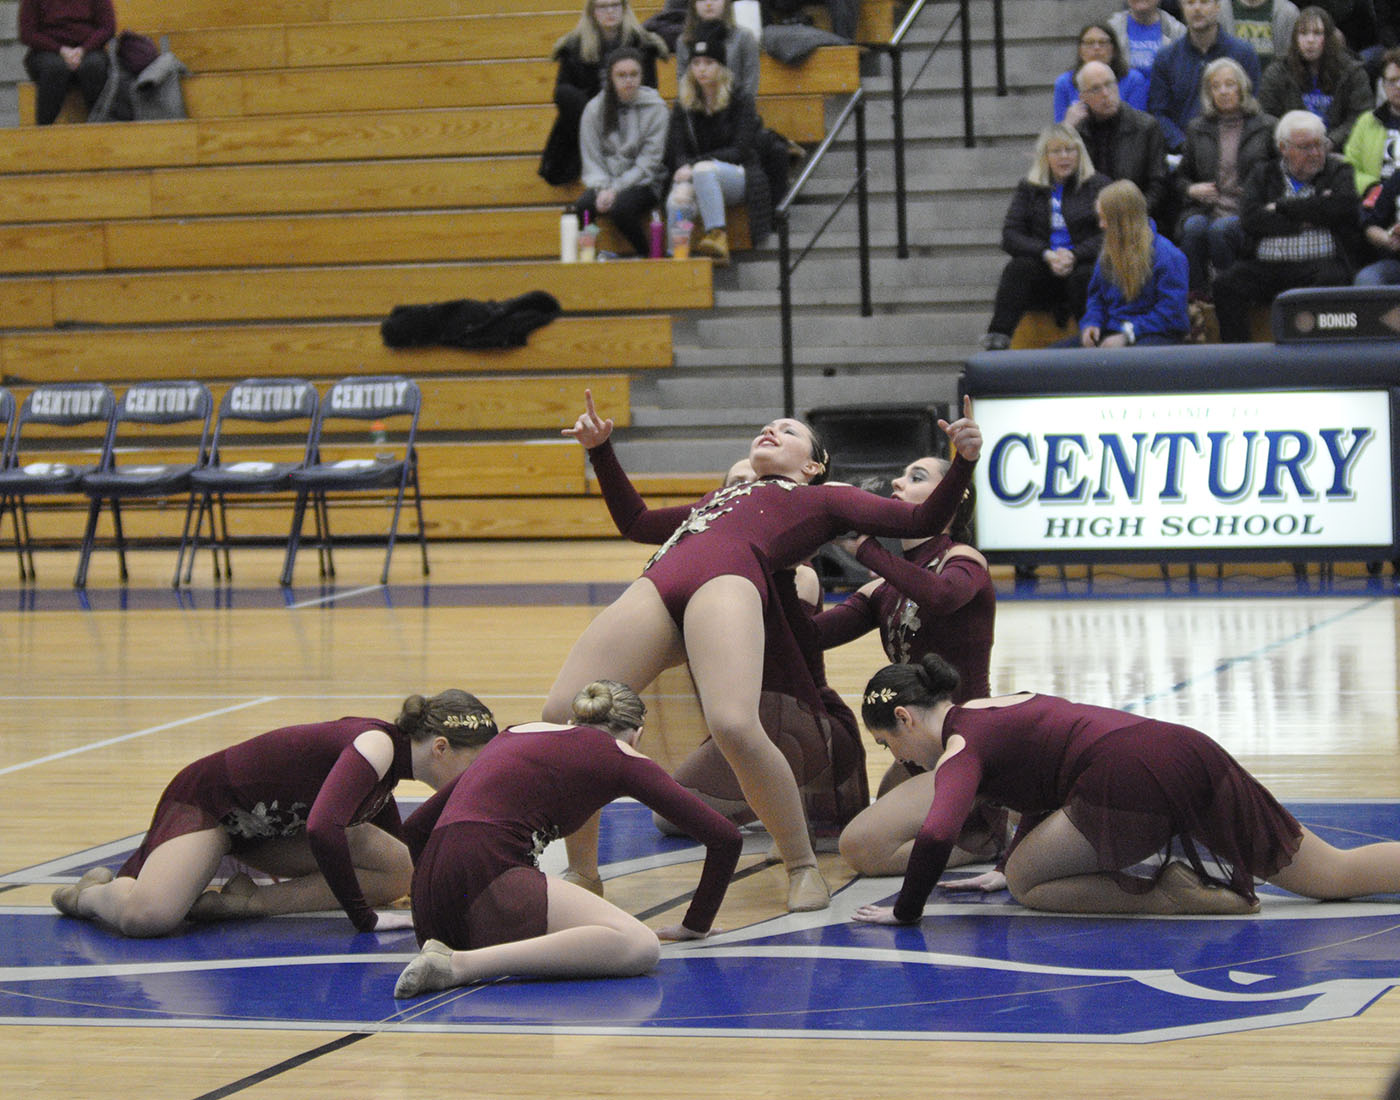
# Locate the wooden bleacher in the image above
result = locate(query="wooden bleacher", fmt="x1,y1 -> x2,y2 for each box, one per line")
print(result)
2,0 -> 872,558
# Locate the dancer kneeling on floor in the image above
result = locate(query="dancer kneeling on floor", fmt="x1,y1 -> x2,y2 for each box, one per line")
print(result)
51,691 -> 498,937
394,680 -> 741,998
848,654 -> 1400,925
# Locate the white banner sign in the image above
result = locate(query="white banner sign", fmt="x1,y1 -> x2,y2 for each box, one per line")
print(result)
972,390 -> 1395,551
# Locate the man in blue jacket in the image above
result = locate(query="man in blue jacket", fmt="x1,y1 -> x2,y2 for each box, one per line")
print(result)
1148,0 -> 1261,151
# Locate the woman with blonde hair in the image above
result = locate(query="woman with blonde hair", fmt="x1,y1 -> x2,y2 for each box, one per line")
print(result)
663,21 -> 768,264
1078,179 -> 1188,347
980,123 -> 1110,350
393,680 -> 742,997
1176,57 -> 1278,297
539,0 -> 669,185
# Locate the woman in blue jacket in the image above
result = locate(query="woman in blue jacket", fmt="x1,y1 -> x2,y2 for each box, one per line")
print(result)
1077,179 -> 1189,347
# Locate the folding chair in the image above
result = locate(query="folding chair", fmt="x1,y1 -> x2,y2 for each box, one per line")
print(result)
0,383 -> 117,583
178,378 -> 319,586
75,381 -> 214,588
281,375 -> 428,587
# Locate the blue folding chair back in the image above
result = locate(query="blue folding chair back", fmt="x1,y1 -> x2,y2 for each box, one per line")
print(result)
0,383 -> 117,583
76,381 -> 214,588
180,378 -> 319,586
282,375 -> 427,586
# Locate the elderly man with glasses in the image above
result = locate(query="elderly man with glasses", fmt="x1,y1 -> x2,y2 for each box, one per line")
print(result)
1073,60 -> 1171,218
1211,109 -> 1364,341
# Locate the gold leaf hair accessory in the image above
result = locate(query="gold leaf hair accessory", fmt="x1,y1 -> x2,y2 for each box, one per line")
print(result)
443,713 -> 490,730
864,687 -> 898,706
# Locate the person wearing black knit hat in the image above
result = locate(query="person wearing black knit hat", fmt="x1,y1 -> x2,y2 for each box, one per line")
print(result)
662,18 -> 766,264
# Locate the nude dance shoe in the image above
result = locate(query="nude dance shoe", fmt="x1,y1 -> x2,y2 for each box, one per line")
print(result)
786,864 -> 831,912
51,865 -> 113,918
1157,861 -> 1259,915
187,871 -> 262,922
394,939 -> 456,999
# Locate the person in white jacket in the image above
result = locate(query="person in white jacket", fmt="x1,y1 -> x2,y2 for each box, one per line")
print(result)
576,47 -> 671,256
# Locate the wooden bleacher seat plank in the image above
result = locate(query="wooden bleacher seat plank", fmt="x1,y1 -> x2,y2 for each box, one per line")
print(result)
5,98 -> 825,165
0,120 -> 199,173
175,52 -> 855,118
328,0 -> 653,18
0,170 -> 154,223
0,316 -> 672,383
38,259 -> 711,326
146,157 -> 571,217
0,279 -> 56,328
116,0 -> 333,32
0,224 -> 107,275
101,209 -> 564,269
195,106 -> 553,163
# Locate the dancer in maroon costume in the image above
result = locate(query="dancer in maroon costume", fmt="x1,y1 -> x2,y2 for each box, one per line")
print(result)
591,452 -> 868,843
394,680 -> 741,997
815,455 -> 1003,877
851,655 -> 1400,925
51,691 -> 497,937
547,392 -> 982,913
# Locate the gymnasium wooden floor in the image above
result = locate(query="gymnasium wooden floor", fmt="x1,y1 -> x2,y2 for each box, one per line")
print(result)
4,541 -> 1400,1099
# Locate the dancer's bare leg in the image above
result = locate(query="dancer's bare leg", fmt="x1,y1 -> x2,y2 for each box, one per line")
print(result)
840,771 -> 938,875
839,771 -> 991,875
1268,826 -> 1400,899
395,877 -> 660,996
1005,810 -> 1254,914
63,828 -> 230,937
683,577 -> 822,906
543,578 -> 686,884
196,824 -> 412,919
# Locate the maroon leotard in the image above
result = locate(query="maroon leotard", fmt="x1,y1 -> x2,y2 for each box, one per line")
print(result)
813,533 -> 995,703
893,695 -> 1303,922
118,718 -> 413,931
588,440 -> 975,625
403,725 -> 742,949
583,443 -> 871,826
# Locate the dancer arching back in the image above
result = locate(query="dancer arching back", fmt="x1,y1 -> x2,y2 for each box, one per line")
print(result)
545,391 -> 982,913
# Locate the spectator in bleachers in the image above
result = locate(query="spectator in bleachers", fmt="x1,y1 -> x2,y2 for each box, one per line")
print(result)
980,124 -> 1111,350
1258,6 -> 1373,148
1212,109 -> 1363,340
539,0 -> 670,186
1056,24 -> 1150,122
1077,180 -> 1191,346
1354,163 -> 1400,281
577,48 -> 671,257
1073,60 -> 1171,217
1309,0 -> 1381,56
19,0 -> 114,125
1343,46 -> 1400,200
676,0 -> 761,98
1176,58 -> 1279,294
1149,0 -> 1262,151
664,22 -> 768,265
1110,0 -> 1187,76
1220,0 -> 1301,66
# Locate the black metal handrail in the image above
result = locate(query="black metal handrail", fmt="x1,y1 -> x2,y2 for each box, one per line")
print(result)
867,0 -> 1007,257
774,86 -> 870,418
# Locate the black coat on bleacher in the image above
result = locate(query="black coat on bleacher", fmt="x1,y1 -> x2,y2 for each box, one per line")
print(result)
1000,172 -> 1109,265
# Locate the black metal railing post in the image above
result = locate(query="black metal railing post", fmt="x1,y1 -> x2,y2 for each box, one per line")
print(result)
958,0 -> 974,148
777,214 -> 795,417
889,47 -> 908,259
855,98 -> 871,317
992,0 -> 1007,95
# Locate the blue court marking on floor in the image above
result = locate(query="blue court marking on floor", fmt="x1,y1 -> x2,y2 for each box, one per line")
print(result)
7,800 -> 1400,1042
